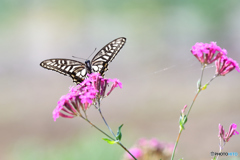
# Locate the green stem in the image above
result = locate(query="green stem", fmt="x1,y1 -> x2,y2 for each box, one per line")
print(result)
82,117 -> 115,141
171,86 -> 201,159
200,64 -> 206,85
117,141 -> 138,160
187,64 -> 206,117
216,138 -> 225,160
205,74 -> 218,86
90,100 -> 138,160
97,99 -> 116,137
171,129 -> 182,160
186,90 -> 201,117
171,64 -> 206,160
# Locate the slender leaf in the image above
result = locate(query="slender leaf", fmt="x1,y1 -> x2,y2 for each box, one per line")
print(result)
102,138 -> 117,144
116,124 -> 123,141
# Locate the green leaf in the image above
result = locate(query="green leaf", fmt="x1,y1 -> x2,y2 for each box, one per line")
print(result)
179,115 -> 187,130
183,115 -> 187,124
179,116 -> 184,130
102,138 -> 117,144
116,124 -> 123,141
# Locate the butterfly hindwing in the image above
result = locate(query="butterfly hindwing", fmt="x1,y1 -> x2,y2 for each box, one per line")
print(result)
40,37 -> 126,84
40,59 -> 86,83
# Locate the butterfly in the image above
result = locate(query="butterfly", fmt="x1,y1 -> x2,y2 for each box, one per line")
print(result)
40,37 -> 126,84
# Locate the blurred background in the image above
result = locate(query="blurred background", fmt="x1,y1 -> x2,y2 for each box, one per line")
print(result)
1,0 -> 240,160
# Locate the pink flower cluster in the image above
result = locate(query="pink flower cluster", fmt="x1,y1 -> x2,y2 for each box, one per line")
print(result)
218,123 -> 239,142
191,42 -> 226,64
53,73 -> 122,121
124,138 -> 174,160
215,56 -> 240,76
191,42 -> 240,76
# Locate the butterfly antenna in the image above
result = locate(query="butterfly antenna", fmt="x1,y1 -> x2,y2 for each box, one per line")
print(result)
87,48 -> 97,60
72,56 -> 87,61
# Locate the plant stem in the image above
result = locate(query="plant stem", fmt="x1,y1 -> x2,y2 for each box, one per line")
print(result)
82,117 -> 115,141
187,64 -> 205,117
171,64 -> 207,160
117,141 -> 138,160
97,100 -> 116,137
171,129 -> 182,160
199,64 -> 206,87
206,74 -> 218,86
88,100 -> 137,160
216,138 -> 225,160
186,90 -> 201,117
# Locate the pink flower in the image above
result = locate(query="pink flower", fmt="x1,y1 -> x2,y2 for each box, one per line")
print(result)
149,138 -> 165,151
79,86 -> 98,105
53,105 -> 62,121
215,56 -> 240,76
52,73 -> 122,121
100,79 -> 108,97
138,138 -> 148,147
218,123 -> 239,142
127,148 -> 142,160
191,42 -> 227,65
126,138 -> 174,160
107,78 -> 122,96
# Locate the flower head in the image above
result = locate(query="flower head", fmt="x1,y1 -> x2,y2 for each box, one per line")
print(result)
52,73 -> 122,121
123,138 -> 173,160
215,56 -> 240,76
191,42 -> 227,65
218,123 -> 239,142
126,148 -> 142,160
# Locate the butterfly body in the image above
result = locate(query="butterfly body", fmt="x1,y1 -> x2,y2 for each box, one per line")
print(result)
85,60 -> 92,73
40,37 -> 126,84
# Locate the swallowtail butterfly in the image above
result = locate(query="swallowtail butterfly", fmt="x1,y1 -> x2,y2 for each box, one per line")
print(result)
40,37 -> 126,84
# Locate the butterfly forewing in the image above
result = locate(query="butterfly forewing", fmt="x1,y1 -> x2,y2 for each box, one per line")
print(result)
91,37 -> 126,76
40,37 -> 126,84
40,59 -> 86,83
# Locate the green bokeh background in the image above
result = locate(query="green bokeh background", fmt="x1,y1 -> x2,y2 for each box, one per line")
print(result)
1,0 -> 240,160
